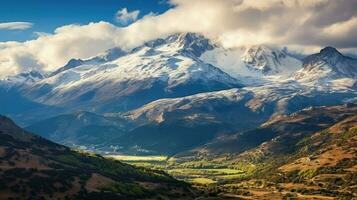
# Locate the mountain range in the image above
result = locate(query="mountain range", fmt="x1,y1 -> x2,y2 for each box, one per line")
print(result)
1,32 -> 356,156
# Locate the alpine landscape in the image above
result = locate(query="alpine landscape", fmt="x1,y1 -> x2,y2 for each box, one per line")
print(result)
0,0 -> 356,199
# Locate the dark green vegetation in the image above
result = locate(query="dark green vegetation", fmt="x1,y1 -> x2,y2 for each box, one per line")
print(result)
0,116 -> 196,200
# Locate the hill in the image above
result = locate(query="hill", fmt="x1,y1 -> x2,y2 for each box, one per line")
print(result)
0,115 -> 196,200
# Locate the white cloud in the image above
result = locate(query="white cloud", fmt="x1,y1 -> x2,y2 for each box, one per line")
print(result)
120,0 -> 357,49
0,0 -> 356,78
0,22 -> 33,30
0,22 -> 121,78
116,8 -> 140,25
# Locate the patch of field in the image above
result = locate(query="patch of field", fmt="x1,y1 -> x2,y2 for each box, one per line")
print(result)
215,174 -> 246,180
188,178 -> 216,185
106,155 -> 168,162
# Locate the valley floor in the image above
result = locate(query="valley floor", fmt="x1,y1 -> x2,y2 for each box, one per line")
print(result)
107,149 -> 356,200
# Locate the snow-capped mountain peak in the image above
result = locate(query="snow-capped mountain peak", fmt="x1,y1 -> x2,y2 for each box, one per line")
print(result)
241,45 -> 302,75
177,33 -> 214,57
161,32 -> 215,57
294,47 -> 357,82
23,32 -> 241,112
200,45 -> 302,81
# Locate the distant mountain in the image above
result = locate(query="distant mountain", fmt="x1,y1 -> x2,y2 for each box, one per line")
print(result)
200,45 -> 302,79
127,81 -> 352,128
0,115 -> 195,199
26,82 -> 356,155
108,83 -> 355,154
25,89 -> 261,155
294,47 -> 357,82
126,88 -> 259,126
22,33 -> 241,113
26,111 -> 133,150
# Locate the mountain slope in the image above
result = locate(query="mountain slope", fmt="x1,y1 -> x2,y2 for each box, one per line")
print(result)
0,115 -> 195,199
251,107 -> 357,199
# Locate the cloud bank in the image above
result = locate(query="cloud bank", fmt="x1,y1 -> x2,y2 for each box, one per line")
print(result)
0,22 -> 33,30
0,22 -> 120,77
0,0 -> 356,78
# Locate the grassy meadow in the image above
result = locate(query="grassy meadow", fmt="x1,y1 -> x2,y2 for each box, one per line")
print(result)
106,154 -> 252,185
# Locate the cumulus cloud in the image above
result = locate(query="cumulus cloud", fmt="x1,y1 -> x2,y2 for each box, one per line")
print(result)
0,22 -> 33,30
116,8 -> 140,25
0,0 -> 356,78
0,22 -> 121,78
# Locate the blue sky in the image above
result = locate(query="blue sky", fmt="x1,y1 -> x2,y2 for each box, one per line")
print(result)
0,0 -> 171,41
